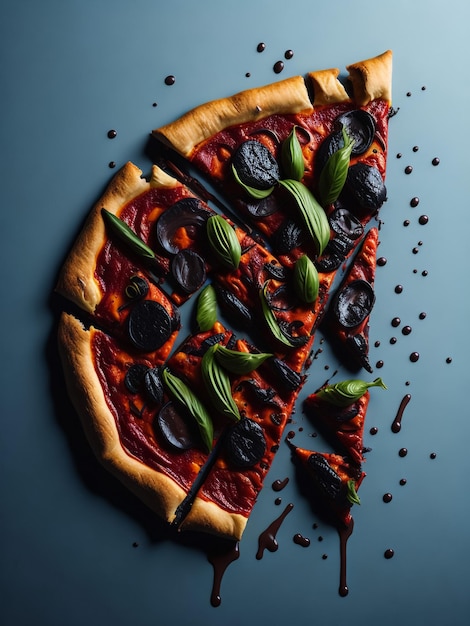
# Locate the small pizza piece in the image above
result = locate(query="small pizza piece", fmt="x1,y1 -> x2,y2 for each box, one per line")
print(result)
322,226 -> 379,372
289,444 -> 365,528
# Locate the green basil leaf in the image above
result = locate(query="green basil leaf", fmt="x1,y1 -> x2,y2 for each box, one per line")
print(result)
318,127 -> 355,207
214,344 -> 273,375
316,377 -> 387,407
201,345 -> 240,421
101,208 -> 155,260
279,179 -> 330,257
346,480 -> 361,505
196,284 -> 217,332
162,368 -> 214,452
206,215 -> 242,270
293,254 -> 319,304
231,163 -> 275,199
260,281 -> 295,348
281,126 -> 305,181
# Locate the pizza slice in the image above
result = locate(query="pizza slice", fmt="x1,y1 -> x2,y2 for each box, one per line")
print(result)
152,50 -> 392,269
289,443 -> 365,529
321,226 -> 379,372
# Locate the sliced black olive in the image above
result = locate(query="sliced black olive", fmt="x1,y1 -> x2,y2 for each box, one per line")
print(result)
332,404 -> 360,423
171,249 -> 206,294
156,401 -> 197,450
271,218 -> 305,254
307,453 -> 342,500
347,334 -> 373,373
344,163 -> 387,212
268,357 -> 303,392
335,110 -> 376,155
127,300 -> 172,352
263,261 -> 288,281
333,279 -> 375,329
315,253 -> 343,273
315,130 -> 344,172
215,286 -> 253,328
237,379 -> 280,407
225,417 -> 266,468
278,320 -> 309,347
124,363 -> 149,394
248,127 -> 281,144
232,140 -> 280,190
329,207 -> 364,241
244,192 -> 280,218
144,366 -> 164,404
266,284 -> 295,311
125,275 -> 149,301
156,198 -> 211,255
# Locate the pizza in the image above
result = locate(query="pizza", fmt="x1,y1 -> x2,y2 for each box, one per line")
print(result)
56,51 -> 393,549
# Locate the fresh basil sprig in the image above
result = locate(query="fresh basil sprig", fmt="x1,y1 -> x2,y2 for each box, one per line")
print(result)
162,368 -> 214,452
260,281 -> 295,348
196,284 -> 218,332
316,377 -> 387,407
206,215 -> 242,270
346,480 -> 361,505
231,164 -> 275,199
214,344 -> 273,375
201,345 -> 241,421
281,126 -> 305,181
279,179 -> 330,257
318,127 -> 355,207
293,254 -> 319,304
101,208 -> 156,260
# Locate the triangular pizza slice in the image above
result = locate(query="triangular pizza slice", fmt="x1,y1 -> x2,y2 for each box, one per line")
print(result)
289,444 -> 365,529
321,226 -> 379,372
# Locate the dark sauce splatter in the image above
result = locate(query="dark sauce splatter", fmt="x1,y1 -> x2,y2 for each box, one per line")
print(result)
208,541 -> 240,607
432,157 -> 440,166
293,533 -> 310,547
392,395 -> 411,433
273,60 -> 284,74
256,503 -> 294,559
107,129 -> 117,139
384,548 -> 395,559
377,256 -> 387,266
395,285 -> 403,294
383,493 -> 393,503
410,197 -> 420,207
338,518 -> 354,597
164,75 -> 175,86
402,326 -> 412,335
419,215 -> 429,225
399,447 -> 408,457
257,42 -> 266,52
272,477 -> 289,492
409,352 -> 420,362
399,478 -> 407,486
370,426 -> 378,435
405,165 -> 413,174
284,49 -> 294,59
430,452 -> 437,459
391,317 -> 401,327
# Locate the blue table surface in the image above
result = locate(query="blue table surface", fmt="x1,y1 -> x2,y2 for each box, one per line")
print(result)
2,1 -> 470,625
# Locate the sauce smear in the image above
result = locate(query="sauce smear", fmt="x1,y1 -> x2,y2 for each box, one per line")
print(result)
256,503 -> 294,559
208,541 -> 240,607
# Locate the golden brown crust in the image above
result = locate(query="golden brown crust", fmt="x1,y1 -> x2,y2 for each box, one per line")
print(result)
153,75 -> 313,157
347,50 -> 393,106
307,68 -> 351,106
55,162 -> 178,313
180,497 -> 247,541
58,312 -> 188,523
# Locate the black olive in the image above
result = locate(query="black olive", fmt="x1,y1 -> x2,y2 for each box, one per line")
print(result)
125,275 -> 149,301
244,193 -> 279,217
315,253 -> 343,273
333,279 -> 375,329
232,140 -> 280,190
124,363 -> 149,394
335,110 -> 376,155
237,379 -> 280,407
268,357 -> 303,392
329,207 -> 364,241
271,218 -> 305,254
315,130 -> 344,173
332,404 -> 359,423
347,334 -> 373,373
344,163 -> 387,212
144,367 -> 164,404
127,300 -> 173,352
156,401 -> 197,450
215,286 -> 253,328
156,198 -> 211,254
307,453 -> 342,500
171,249 -> 206,294
225,418 -> 266,468
264,261 -> 288,281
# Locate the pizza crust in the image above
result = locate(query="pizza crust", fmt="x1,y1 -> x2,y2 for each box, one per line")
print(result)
154,75 -> 313,158
308,68 -> 351,106
347,50 -> 393,106
55,161 -> 178,313
180,496 -> 247,541
58,312 -> 187,524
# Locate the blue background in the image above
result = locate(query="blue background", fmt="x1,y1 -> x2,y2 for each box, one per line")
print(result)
2,1 -> 470,624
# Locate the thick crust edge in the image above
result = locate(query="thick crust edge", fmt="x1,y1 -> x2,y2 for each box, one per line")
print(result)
180,496 -> 247,541
308,68 -> 351,106
57,311 -> 187,523
153,75 -> 313,157
55,162 -> 178,313
347,50 -> 393,106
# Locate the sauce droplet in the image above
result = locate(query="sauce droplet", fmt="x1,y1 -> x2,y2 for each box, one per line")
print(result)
402,325 -> 412,335
432,157 -> 440,166
338,518 -> 354,597
395,285 -> 403,294
430,452 -> 437,459
419,215 -> 429,225
208,541 -> 240,608
383,493 -> 393,503
384,548 -> 395,559
410,197 -> 420,207
370,426 -> 378,435
284,49 -> 294,59
377,256 -> 387,266
107,129 -> 117,139
399,478 -> 407,486
273,60 -> 284,74
399,447 -> 408,457
256,503 -> 294,559
272,477 -> 289,492
392,394 -> 411,433
257,42 -> 266,52
293,533 -> 310,547
391,317 -> 401,327
164,75 -> 175,86
404,165 -> 413,174
409,352 -> 420,362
